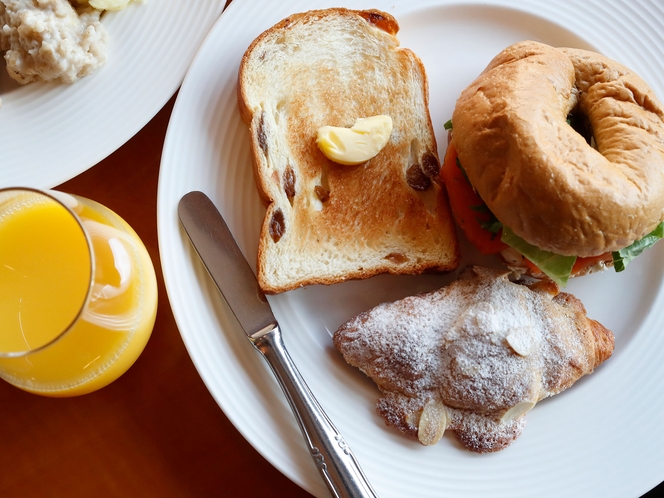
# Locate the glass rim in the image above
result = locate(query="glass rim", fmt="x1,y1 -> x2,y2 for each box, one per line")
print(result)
0,187 -> 95,359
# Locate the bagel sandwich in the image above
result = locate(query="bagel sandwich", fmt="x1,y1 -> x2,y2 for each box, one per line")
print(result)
442,41 -> 664,286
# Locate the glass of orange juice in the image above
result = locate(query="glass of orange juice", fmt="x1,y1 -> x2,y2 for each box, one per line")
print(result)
0,187 -> 158,397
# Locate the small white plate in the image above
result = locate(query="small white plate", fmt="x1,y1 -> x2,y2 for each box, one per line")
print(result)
0,0 -> 227,188
158,1 -> 664,496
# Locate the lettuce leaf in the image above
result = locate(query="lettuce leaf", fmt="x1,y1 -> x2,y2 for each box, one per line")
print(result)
612,221 -> 664,272
501,227 -> 577,287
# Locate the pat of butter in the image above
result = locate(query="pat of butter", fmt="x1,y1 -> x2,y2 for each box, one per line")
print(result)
316,115 -> 393,165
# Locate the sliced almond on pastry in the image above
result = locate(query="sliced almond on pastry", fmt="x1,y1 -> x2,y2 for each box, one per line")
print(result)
417,399 -> 448,446
500,400 -> 537,423
505,327 -> 534,356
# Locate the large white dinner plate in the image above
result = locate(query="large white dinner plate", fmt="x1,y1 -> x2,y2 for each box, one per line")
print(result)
158,1 -> 664,496
0,0 -> 227,189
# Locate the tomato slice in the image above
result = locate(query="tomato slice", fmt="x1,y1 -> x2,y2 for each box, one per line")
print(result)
572,253 -> 613,274
441,143 -> 507,254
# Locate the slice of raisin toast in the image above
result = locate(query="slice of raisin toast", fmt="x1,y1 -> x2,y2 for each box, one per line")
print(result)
238,8 -> 459,293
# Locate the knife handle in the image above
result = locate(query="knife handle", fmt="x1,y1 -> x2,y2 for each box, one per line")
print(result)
251,324 -> 378,498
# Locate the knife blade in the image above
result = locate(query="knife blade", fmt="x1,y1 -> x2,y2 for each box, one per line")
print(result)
178,191 -> 378,498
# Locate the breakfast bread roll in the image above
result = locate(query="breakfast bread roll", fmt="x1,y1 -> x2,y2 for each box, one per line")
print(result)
444,40 -> 664,284
334,266 -> 614,452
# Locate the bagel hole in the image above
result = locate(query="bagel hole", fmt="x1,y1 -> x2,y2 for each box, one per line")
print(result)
567,107 -> 595,148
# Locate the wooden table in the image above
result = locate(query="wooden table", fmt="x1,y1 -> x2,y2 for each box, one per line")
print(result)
0,95 -> 312,498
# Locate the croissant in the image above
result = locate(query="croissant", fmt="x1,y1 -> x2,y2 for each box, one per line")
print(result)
333,266 -> 614,452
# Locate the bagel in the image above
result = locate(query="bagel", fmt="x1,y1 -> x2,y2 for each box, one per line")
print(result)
446,40 -> 664,283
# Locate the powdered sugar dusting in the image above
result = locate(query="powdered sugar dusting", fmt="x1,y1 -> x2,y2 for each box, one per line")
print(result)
333,266 -> 614,452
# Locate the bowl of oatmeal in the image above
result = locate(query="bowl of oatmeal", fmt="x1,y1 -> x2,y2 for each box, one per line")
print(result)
0,0 -> 115,88
0,0 -> 227,188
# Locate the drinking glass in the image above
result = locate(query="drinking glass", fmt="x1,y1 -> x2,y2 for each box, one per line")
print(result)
0,187 -> 158,396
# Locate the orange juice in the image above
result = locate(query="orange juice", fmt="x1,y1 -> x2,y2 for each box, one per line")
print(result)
0,190 -> 157,396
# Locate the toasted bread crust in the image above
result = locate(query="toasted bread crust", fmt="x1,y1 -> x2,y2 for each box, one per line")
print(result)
238,9 -> 459,293
452,41 -> 664,257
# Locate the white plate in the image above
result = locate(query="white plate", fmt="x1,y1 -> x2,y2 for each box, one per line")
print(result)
0,0 -> 227,189
158,0 -> 664,496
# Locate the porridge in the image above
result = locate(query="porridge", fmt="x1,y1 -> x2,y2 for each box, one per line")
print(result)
0,0 -> 135,106
1,0 -> 108,85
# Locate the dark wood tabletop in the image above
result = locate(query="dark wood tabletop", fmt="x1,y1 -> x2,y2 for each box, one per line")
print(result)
0,95 -> 313,498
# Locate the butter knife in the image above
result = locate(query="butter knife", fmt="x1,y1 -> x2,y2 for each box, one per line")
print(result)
178,191 -> 378,498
